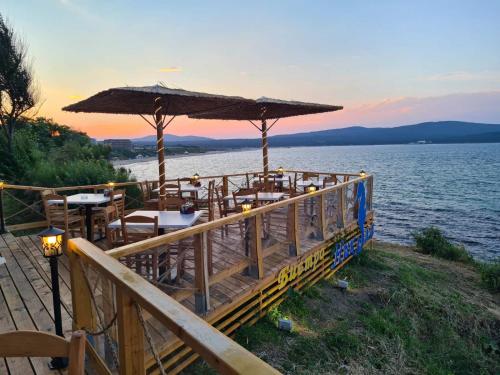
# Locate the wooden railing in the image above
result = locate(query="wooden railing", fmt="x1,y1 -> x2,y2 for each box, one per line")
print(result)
67,237 -> 280,375
5,169 -> 373,373
105,173 -> 373,314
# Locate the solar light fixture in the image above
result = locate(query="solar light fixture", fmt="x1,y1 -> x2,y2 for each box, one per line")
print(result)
192,172 -> 200,181
307,182 -> 317,194
277,166 -> 285,175
107,181 -> 115,188
37,226 -> 67,369
38,226 -> 65,258
359,170 -> 366,178
241,199 -> 253,213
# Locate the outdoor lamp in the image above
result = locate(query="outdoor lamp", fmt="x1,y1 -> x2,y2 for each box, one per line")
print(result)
241,199 -> 253,213
307,183 -> 317,194
360,170 -> 366,178
192,173 -> 200,181
38,226 -> 65,257
277,166 -> 285,175
37,226 -> 67,369
0,180 -> 4,189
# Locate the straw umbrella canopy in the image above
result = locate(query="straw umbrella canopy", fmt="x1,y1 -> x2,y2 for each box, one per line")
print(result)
63,85 -> 253,208
189,97 -> 343,179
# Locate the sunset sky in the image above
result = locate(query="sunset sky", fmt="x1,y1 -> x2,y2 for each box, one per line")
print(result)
2,0 -> 500,139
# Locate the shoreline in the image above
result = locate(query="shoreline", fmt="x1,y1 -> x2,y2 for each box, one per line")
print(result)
112,148 -> 255,166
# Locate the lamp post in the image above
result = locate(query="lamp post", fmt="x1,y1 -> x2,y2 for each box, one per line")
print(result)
0,181 -> 5,234
38,226 -> 67,370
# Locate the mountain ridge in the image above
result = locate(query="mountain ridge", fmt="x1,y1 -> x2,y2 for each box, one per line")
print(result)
131,121 -> 500,147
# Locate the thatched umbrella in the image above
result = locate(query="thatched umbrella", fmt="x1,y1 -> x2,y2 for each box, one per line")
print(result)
189,97 -> 343,179
63,85 -> 252,208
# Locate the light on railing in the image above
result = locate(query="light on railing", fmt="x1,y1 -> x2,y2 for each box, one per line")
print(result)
192,173 -> 200,181
307,183 -> 317,194
277,166 -> 285,176
241,199 -> 253,213
359,170 -> 366,178
107,181 -> 115,189
0,180 -> 4,190
38,226 -> 65,258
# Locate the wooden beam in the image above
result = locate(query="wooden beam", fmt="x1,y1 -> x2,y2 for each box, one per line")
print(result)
193,233 -> 210,314
68,238 -> 280,375
116,289 -> 145,375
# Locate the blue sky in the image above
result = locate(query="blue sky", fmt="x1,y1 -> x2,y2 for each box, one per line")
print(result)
2,0 -> 500,138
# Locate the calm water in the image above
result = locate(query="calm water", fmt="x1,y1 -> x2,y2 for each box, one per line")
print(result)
120,143 -> 500,261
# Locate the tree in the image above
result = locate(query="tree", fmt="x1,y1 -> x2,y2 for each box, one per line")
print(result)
0,14 -> 38,153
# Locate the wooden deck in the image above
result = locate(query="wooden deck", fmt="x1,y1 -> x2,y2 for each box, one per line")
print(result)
0,232 -> 73,375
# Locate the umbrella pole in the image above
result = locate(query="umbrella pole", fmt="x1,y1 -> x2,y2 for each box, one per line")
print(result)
155,99 -> 166,210
261,118 -> 269,182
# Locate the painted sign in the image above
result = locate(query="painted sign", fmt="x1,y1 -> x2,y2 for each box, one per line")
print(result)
277,247 -> 327,289
331,224 -> 374,268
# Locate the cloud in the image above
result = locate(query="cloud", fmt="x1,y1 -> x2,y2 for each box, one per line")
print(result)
424,71 -> 500,82
159,67 -> 182,73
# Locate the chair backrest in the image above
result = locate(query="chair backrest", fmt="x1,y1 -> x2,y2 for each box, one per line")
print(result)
214,186 -> 227,217
0,330 -> 85,375
303,172 -> 319,181
206,180 -> 215,221
121,215 -> 159,244
110,189 -> 126,218
164,196 -> 185,211
164,182 -> 181,197
140,181 -> 151,201
232,188 -> 259,212
323,175 -> 337,188
103,205 -> 120,249
255,176 -> 275,192
43,193 -> 69,230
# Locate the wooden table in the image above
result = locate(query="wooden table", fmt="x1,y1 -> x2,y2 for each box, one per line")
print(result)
48,193 -> 122,241
108,210 -> 202,232
109,210 -> 202,283
224,192 -> 285,202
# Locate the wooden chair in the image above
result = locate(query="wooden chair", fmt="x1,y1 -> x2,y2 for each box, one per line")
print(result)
323,175 -> 337,188
232,188 -> 259,212
195,179 -> 214,210
282,176 -> 298,197
103,206 -> 124,249
0,330 -> 86,375
253,176 -> 275,192
165,182 -> 181,198
164,196 -> 186,211
120,215 -> 160,282
303,172 -> 319,181
43,194 -> 85,243
91,189 -> 125,239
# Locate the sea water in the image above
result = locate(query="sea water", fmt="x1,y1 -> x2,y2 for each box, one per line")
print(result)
119,143 -> 500,261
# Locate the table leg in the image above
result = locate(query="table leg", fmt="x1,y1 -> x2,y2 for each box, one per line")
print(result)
85,205 -> 93,241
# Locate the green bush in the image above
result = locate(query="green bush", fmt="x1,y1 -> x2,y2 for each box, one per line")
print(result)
412,227 -> 472,263
478,261 -> 500,292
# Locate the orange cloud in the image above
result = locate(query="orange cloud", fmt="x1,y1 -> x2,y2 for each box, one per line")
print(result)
159,67 -> 182,73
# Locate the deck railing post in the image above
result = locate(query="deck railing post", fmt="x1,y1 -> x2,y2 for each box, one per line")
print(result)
194,232 -> 210,314
116,289 -> 145,375
68,250 -> 96,333
222,176 -> 229,197
0,187 -> 5,234
286,202 -> 300,256
248,215 -> 264,279
319,192 -> 327,240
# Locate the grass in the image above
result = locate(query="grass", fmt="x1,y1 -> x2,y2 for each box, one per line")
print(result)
412,226 -> 473,263
185,243 -> 500,374
478,261 -> 500,293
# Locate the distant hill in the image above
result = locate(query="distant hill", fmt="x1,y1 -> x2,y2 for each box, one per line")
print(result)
165,121 -> 500,148
131,121 -> 500,148
133,134 -> 213,144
